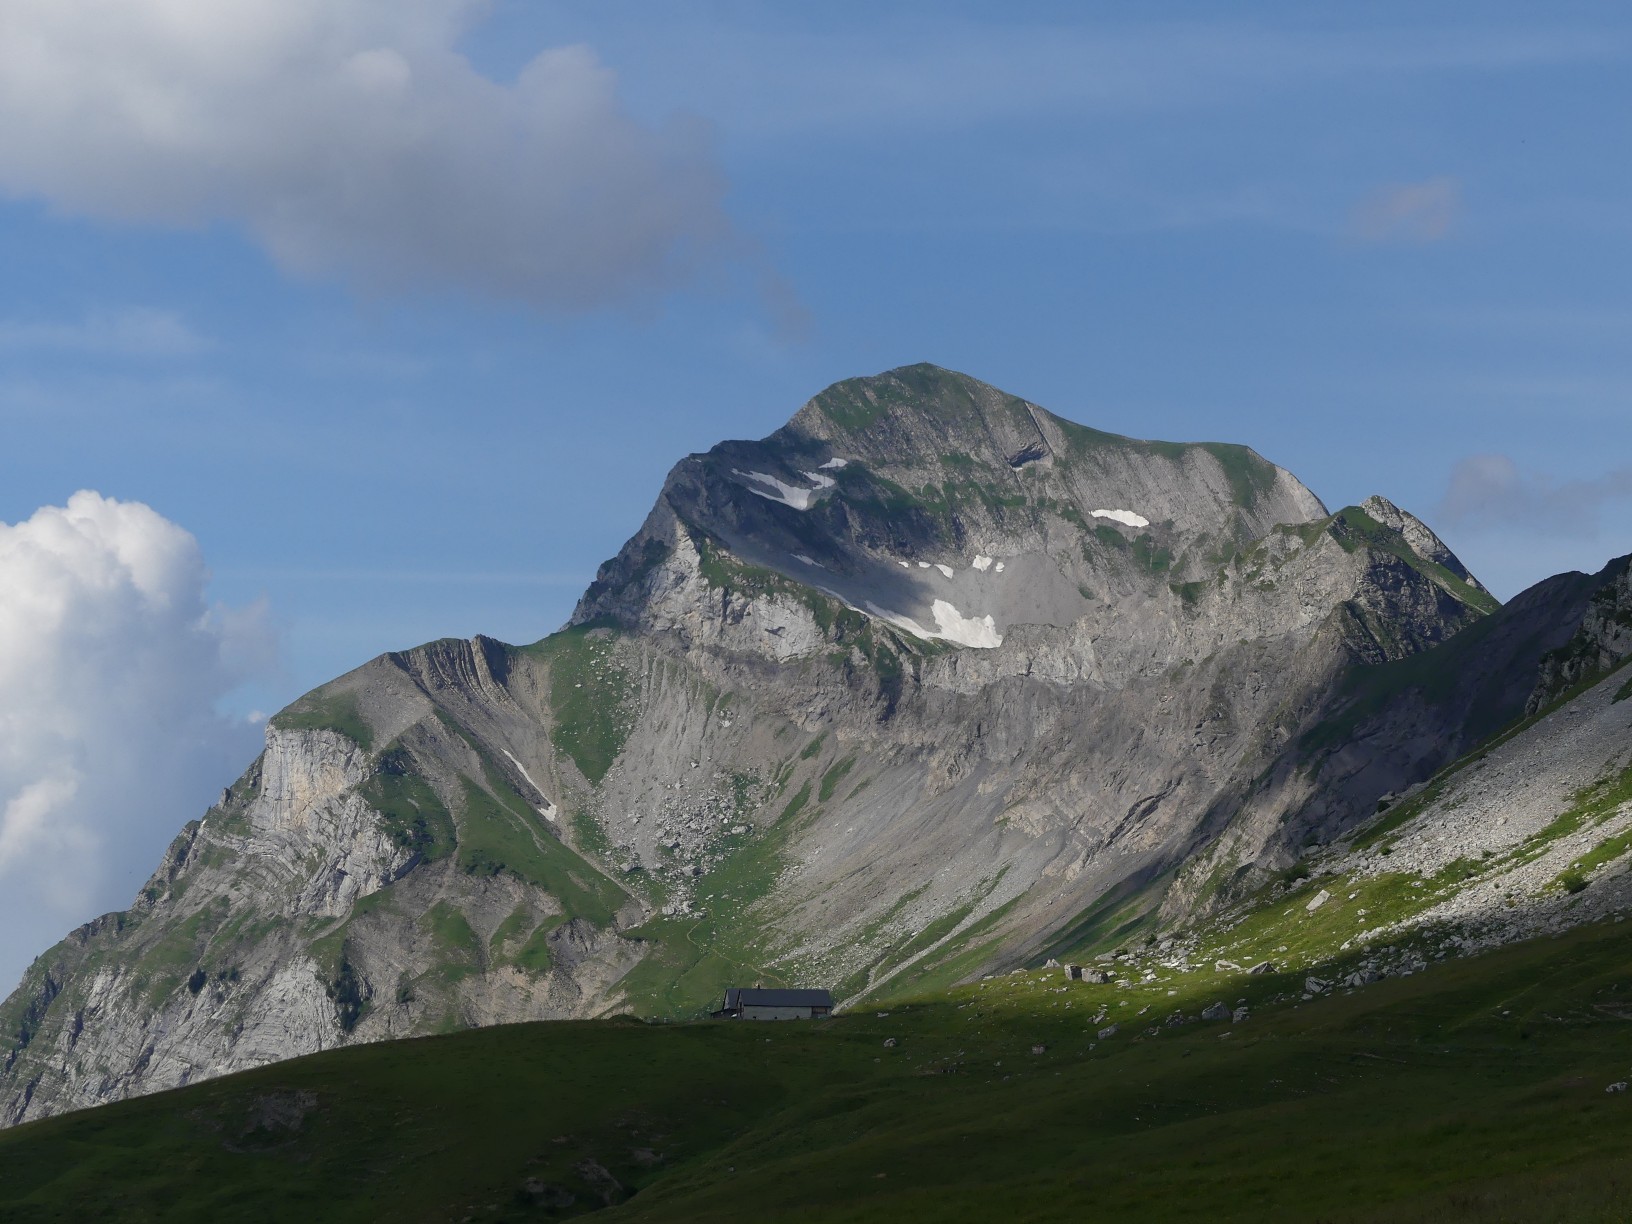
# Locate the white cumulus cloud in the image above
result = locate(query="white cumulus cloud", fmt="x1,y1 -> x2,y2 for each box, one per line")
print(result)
0,492 -> 273,993
0,0 -> 732,311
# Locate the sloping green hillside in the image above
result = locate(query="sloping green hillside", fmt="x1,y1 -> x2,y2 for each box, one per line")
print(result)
5,914 -> 1632,1222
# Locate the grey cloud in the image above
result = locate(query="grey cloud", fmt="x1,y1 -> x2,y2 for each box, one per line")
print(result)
1350,177 -> 1460,243
1439,454 -> 1632,535
0,1 -> 733,312
0,308 -> 210,358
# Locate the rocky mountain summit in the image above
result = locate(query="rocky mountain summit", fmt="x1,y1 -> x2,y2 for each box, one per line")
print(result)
0,363 -> 1593,1127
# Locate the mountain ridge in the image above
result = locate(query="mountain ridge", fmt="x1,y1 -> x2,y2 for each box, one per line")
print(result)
0,363 -> 1535,1127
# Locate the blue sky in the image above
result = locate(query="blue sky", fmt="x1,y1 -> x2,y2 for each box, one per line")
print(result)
7,1 -> 1632,693
1,2 -> 1631,984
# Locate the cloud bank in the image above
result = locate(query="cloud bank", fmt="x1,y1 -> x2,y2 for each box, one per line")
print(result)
0,492 -> 272,992
0,0 -> 731,310
1439,454 -> 1632,535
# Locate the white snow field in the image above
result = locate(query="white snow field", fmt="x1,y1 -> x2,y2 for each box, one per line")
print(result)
734,469 -> 836,510
930,600 -> 1002,648
1091,509 -> 1150,528
861,598 -> 1003,649
501,749 -> 558,821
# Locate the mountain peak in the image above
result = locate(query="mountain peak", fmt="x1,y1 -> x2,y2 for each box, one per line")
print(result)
572,367 -> 1483,662
769,364 -> 1055,486
0,363 -> 1528,1132
1358,494 -> 1489,595
780,365 -> 1295,495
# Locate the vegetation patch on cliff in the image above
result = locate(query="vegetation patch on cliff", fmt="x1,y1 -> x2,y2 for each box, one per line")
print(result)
359,749 -> 454,863
454,778 -> 625,928
267,690 -> 375,751
529,628 -> 640,786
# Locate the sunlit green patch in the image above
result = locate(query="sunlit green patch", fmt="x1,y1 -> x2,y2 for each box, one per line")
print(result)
268,690 -> 374,751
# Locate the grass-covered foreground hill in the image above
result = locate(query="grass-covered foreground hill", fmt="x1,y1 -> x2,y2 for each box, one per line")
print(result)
5,914 -> 1632,1222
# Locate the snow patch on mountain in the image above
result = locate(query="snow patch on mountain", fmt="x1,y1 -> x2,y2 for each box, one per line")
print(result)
1092,509 -> 1150,528
735,469 -> 835,511
501,749 -> 558,821
857,597 -> 1001,649
931,601 -> 1002,648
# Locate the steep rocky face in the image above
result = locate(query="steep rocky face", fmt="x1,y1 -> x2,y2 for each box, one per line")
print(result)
1358,495 -> 1490,598
1,364 -> 1503,1126
1291,553 -> 1630,834
1527,557 -> 1632,712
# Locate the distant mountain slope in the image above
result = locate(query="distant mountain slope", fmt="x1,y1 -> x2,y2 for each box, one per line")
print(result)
1,364 -> 1503,1126
1161,552 -> 1632,923
1148,557 -> 1632,984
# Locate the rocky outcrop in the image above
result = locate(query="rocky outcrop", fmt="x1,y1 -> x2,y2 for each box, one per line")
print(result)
0,363 -> 1510,1126
1359,495 -> 1489,596
0,729 -> 382,1126
241,727 -> 414,917
1527,557 -> 1632,712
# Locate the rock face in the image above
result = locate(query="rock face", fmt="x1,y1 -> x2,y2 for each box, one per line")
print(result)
0,363 -> 1513,1126
0,640 -> 650,1127
1527,557 -> 1632,712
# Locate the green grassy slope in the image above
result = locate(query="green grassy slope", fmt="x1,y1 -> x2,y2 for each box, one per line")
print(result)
7,916 -> 1632,1222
